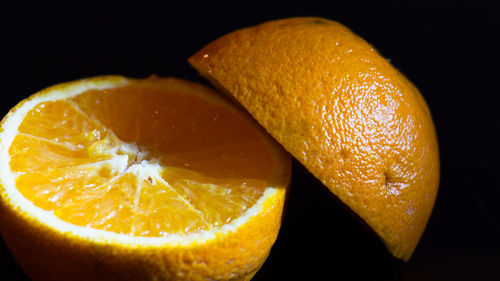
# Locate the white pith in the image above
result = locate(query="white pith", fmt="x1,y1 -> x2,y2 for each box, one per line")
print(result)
0,77 -> 277,247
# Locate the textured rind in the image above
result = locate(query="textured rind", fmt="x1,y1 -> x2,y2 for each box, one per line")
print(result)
189,17 -> 440,260
0,186 -> 286,281
0,76 -> 291,281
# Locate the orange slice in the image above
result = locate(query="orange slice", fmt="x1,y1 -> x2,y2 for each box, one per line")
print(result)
189,17 -> 440,261
0,76 -> 291,281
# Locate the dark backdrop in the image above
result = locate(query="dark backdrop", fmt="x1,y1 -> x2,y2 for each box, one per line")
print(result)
2,1 -> 500,280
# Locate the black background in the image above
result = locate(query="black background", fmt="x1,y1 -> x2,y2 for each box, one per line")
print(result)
2,1 -> 500,280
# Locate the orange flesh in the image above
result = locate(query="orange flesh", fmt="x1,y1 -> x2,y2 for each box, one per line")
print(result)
9,83 -> 274,236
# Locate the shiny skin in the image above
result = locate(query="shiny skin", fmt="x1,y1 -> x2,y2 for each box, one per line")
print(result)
189,17 -> 440,260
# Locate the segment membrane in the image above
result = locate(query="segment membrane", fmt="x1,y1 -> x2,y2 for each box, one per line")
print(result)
11,83 -> 275,236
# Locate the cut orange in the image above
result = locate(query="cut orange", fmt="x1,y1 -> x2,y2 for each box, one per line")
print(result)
0,76 -> 291,281
190,17 -> 440,261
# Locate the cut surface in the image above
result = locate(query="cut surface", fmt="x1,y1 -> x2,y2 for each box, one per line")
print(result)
4,76 -> 286,238
189,17 -> 440,260
0,76 -> 290,281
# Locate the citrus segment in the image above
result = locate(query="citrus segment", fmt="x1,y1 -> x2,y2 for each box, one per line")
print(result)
0,76 -> 290,281
189,17 -> 440,260
18,100 -> 106,147
71,83 -> 275,180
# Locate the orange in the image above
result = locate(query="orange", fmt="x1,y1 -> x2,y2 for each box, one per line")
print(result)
189,17 -> 440,260
0,76 -> 291,281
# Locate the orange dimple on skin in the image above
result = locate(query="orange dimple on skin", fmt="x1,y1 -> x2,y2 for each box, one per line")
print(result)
10,79 -> 275,237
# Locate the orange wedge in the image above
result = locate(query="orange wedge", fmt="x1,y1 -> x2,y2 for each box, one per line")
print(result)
189,17 -> 440,260
0,76 -> 291,281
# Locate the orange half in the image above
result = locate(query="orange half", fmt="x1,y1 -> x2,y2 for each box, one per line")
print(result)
0,76 -> 291,281
189,17 -> 440,260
